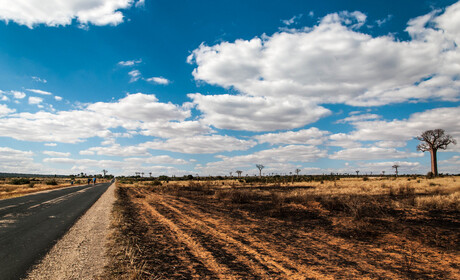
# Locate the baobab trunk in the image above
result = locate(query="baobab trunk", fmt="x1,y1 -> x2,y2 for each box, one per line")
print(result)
430,148 -> 438,176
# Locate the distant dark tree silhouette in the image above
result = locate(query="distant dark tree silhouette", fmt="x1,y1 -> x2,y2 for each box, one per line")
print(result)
256,164 -> 264,177
102,169 -> 108,177
417,129 -> 456,176
236,170 -> 242,178
295,168 -> 301,176
355,170 -> 359,176
392,164 -> 400,176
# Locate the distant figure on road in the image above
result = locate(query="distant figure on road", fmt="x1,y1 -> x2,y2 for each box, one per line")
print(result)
93,177 -> 96,184
87,178 -> 91,185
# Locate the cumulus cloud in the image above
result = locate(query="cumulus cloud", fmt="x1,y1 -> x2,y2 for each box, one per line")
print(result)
27,89 -> 52,95
140,135 -> 257,154
32,76 -> 47,83
80,144 -> 149,157
0,147 -> 43,173
0,0 -> 140,28
146,77 -> 170,85
54,96 -> 63,101
0,104 -> 15,117
329,147 -> 423,160
255,127 -> 329,145
188,93 -> 330,131
128,69 -> 141,82
336,113 -> 380,124
43,150 -> 71,157
188,2 -> 460,115
28,96 -> 43,105
12,91 -> 26,99
348,106 -> 460,143
124,155 -> 188,165
197,145 -> 327,175
118,59 -> 142,66
0,93 -> 202,143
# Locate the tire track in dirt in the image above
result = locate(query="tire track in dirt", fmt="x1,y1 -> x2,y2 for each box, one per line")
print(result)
143,191 -> 330,280
160,193 -> 405,279
136,198 -> 238,279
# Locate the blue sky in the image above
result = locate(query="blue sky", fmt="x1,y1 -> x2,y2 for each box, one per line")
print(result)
0,0 -> 459,176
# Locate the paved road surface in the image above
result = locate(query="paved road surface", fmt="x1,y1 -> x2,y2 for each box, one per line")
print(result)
0,182 -> 113,280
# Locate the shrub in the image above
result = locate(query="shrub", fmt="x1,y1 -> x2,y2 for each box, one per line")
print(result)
46,179 -> 58,185
11,178 -> 30,185
426,172 -> 434,179
416,192 -> 460,211
390,185 -> 415,197
28,182 -> 35,188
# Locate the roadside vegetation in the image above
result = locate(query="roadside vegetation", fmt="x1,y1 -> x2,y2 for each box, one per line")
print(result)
105,175 -> 460,279
0,176 -> 113,200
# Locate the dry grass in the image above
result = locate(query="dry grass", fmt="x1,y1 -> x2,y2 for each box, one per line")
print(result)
0,177 -> 111,200
106,177 -> 460,279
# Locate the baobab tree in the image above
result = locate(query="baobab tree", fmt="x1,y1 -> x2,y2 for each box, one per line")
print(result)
417,129 -> 456,176
392,164 -> 400,176
102,169 -> 108,177
256,164 -> 264,177
295,168 -> 301,176
149,172 -> 152,177
236,170 -> 242,178
355,170 -> 359,176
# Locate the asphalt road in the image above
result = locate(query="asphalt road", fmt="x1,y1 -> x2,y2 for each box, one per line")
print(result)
0,181 -> 113,280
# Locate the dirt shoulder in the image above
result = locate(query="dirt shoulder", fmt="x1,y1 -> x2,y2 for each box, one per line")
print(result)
25,182 -> 116,280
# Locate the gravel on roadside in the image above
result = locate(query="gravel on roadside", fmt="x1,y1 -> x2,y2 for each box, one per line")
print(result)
25,182 -> 116,280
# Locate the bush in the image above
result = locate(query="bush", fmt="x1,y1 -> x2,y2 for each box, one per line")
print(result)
46,179 -> 58,185
28,182 -> 35,188
426,172 -> 434,179
11,178 -> 30,185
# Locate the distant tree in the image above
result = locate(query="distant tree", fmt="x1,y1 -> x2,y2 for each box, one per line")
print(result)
382,171 -> 385,176
236,170 -> 242,178
229,172 -> 233,177
355,170 -> 359,176
417,129 -> 456,176
149,172 -> 152,177
295,168 -> 301,176
256,164 -> 265,177
392,164 -> 400,176
102,169 -> 108,177
141,172 -> 144,177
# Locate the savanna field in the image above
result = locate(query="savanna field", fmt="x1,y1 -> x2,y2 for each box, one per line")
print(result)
103,176 -> 460,280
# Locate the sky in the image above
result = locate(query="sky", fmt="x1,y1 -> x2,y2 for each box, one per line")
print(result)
0,0 -> 459,176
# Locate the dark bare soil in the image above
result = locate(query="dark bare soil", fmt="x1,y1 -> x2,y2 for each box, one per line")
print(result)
104,184 -> 460,279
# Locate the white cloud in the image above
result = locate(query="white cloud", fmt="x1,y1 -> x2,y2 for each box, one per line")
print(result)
0,104 -> 15,116
118,59 -> 142,66
349,106 -> 460,143
32,76 -> 47,83
282,14 -> 302,26
43,150 -> 71,157
0,147 -> 43,173
54,96 -> 63,101
255,127 -> 329,145
328,133 -> 362,148
128,69 -> 141,82
0,0 -> 136,28
146,77 -> 170,85
27,89 -> 52,95
135,0 -> 145,8
80,144 -> 149,157
12,91 -> 26,99
336,113 -> 380,124
187,3 -> 460,113
188,93 -> 330,131
124,155 -> 188,165
197,145 -> 327,175
329,147 -> 423,161
44,143 -> 57,147
141,135 -> 257,154
28,96 -> 43,105
0,93 -> 200,144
